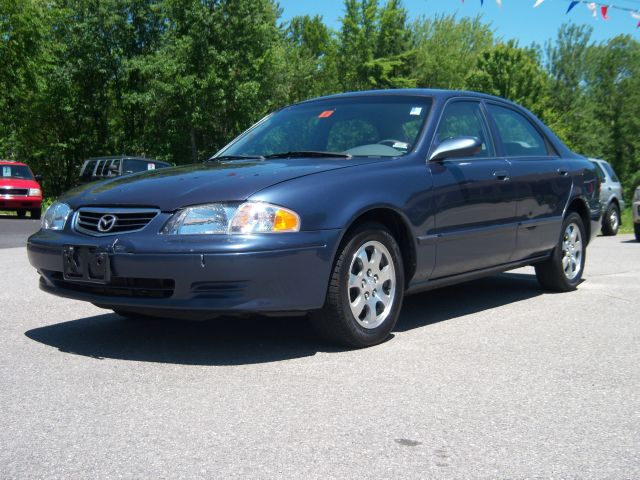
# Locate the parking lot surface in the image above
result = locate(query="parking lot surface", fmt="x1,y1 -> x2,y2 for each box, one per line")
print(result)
1,221 -> 638,479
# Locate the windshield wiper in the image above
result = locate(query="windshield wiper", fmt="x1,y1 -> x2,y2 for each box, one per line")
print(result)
206,154 -> 265,162
263,151 -> 352,159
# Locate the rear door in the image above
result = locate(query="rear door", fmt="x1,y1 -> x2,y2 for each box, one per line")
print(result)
485,102 -> 572,260
429,100 -> 517,278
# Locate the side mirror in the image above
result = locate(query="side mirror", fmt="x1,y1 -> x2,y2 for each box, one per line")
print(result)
34,174 -> 43,182
429,136 -> 482,162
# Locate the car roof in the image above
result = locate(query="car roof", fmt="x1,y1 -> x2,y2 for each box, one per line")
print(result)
0,160 -> 28,166
297,88 -> 522,107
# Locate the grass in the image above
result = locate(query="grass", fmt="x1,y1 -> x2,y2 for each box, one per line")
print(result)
620,206 -> 635,235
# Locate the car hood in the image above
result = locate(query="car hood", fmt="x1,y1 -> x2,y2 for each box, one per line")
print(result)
60,157 -> 382,211
0,178 -> 41,190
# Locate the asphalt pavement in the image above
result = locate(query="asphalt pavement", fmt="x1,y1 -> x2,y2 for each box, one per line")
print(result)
1,225 -> 638,479
0,216 -> 41,248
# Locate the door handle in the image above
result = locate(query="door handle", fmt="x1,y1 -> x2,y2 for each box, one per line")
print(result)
493,170 -> 509,181
557,168 -> 568,176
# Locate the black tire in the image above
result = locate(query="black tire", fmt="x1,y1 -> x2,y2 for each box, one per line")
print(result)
535,212 -> 586,292
16,209 -> 26,218
635,223 -> 640,242
310,222 -> 404,348
601,202 -> 619,236
30,208 -> 41,220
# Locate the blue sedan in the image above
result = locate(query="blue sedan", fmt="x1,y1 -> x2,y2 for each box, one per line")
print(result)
28,89 -> 602,347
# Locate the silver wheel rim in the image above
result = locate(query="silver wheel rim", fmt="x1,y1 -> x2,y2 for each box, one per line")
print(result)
609,209 -> 619,231
562,222 -> 583,280
347,240 -> 396,329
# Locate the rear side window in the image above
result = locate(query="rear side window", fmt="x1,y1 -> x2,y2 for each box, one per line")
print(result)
487,104 -> 549,157
123,159 -> 151,174
434,101 -> 494,158
80,160 -> 97,180
601,162 -> 620,183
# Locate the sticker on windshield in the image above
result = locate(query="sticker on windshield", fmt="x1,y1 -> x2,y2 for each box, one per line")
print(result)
393,141 -> 409,150
318,110 -> 335,118
2,166 -> 10,177
410,107 -> 423,116
147,163 -> 156,170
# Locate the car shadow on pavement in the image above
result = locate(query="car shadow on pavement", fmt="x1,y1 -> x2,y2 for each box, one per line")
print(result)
24,272 -> 544,366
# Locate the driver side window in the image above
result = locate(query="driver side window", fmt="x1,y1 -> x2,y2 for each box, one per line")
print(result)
435,101 -> 494,158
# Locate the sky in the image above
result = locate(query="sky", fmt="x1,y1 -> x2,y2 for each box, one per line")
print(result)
278,0 -> 640,46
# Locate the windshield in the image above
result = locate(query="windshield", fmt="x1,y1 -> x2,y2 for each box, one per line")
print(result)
1,164 -> 34,180
218,96 -> 432,159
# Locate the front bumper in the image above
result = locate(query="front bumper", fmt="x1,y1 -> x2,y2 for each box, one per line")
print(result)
0,195 -> 42,209
28,225 -> 342,316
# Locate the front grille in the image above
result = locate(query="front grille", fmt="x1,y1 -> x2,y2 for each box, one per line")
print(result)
0,188 -> 28,196
46,271 -> 174,298
74,208 -> 159,236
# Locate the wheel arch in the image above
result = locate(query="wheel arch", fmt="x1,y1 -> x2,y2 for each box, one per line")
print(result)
565,196 -> 592,243
335,206 -> 417,284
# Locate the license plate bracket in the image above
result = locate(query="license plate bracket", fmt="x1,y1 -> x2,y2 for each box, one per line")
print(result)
63,246 -> 111,284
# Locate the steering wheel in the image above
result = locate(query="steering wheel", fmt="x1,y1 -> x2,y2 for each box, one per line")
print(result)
377,139 -> 409,149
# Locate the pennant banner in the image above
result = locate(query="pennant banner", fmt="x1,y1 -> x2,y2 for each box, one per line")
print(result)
461,0 -> 640,28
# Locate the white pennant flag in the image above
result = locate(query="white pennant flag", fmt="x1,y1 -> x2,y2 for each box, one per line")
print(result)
587,2 -> 598,17
496,0 -> 502,7
533,0 -> 545,7
631,11 -> 640,20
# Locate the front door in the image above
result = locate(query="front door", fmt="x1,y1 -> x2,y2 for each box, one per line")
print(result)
429,100 -> 517,279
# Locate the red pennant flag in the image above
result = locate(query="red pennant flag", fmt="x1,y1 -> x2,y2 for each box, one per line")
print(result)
601,6 -> 609,20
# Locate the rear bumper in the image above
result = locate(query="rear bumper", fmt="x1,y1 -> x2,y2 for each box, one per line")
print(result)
27,228 -> 342,315
0,195 -> 42,209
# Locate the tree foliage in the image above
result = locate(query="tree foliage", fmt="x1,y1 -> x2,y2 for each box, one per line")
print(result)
1,0 -> 639,200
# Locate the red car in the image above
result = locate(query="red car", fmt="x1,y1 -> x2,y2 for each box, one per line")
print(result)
0,160 -> 43,219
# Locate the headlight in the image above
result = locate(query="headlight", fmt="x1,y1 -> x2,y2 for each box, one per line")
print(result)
42,202 -> 72,230
161,202 -> 300,235
28,188 -> 42,197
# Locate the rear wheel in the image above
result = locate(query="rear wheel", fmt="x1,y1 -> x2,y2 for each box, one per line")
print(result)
535,212 -> 586,292
16,209 -> 26,218
635,223 -> 640,242
601,203 -> 619,236
310,222 -> 404,348
30,208 -> 41,220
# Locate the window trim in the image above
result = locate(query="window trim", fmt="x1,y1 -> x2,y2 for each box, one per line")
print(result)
428,97 -> 499,162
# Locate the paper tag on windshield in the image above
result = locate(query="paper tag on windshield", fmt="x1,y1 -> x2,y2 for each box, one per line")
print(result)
147,163 -> 155,170
393,141 -> 409,150
410,107 -> 423,116
2,166 -> 10,177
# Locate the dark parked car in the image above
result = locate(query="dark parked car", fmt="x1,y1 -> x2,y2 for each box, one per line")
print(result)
78,156 -> 171,184
28,89 -> 602,347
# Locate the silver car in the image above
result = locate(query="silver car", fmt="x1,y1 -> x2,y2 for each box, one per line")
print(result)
590,158 -> 625,236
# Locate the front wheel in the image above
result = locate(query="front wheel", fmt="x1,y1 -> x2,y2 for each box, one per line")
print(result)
30,208 -> 41,220
634,223 -> 640,242
310,223 -> 404,348
16,209 -> 26,218
535,212 -> 586,292
601,203 -> 619,236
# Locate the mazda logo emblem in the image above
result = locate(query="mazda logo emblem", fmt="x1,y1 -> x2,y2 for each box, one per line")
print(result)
97,214 -> 117,232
